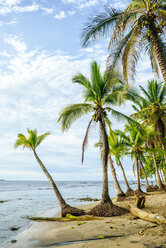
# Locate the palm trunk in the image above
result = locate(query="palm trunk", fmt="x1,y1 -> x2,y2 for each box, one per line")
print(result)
154,172 -> 157,186
159,169 -> 164,184
108,156 -> 125,198
155,118 -> 166,162
140,161 -> 150,187
150,25 -> 166,82
152,152 -> 164,190
99,118 -> 111,204
33,150 -> 67,208
119,160 -> 131,191
162,169 -> 166,184
136,157 -> 141,192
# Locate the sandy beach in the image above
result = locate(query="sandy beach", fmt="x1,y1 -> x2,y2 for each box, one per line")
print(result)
3,192 -> 166,248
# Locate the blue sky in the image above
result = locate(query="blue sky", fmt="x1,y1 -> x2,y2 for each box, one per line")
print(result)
0,0 -> 158,181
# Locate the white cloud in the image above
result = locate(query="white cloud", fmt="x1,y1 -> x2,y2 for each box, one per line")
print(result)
4,35 -> 27,53
14,3 -> 39,13
0,1 -> 51,15
68,10 -> 75,16
63,0 -> 99,9
54,10 -> 66,19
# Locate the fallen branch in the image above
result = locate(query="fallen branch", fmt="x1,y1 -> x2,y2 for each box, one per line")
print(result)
128,203 -> 166,225
27,214 -> 101,222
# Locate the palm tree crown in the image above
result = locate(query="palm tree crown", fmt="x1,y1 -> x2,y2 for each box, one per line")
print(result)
14,128 -> 51,151
81,0 -> 166,83
59,61 -> 128,132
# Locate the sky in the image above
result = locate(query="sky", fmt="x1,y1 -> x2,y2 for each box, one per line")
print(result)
0,0 -> 159,181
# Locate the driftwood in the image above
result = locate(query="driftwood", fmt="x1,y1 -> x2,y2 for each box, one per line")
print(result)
128,203 -> 166,225
27,214 -> 101,222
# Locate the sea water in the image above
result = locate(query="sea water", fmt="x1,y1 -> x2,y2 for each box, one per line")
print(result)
0,180 -> 146,245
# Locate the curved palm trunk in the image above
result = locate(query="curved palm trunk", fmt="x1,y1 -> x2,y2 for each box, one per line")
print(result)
136,157 -> 141,192
99,118 -> 111,204
161,169 -> 166,185
159,169 -> 164,184
33,150 -> 85,217
150,25 -> 166,82
155,118 -> 166,162
154,172 -> 157,187
108,156 -> 125,199
119,160 -> 132,191
140,161 -> 153,192
33,150 -> 67,208
152,152 -> 164,190
140,161 -> 150,187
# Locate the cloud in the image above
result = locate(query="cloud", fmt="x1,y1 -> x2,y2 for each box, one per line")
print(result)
4,35 -> 27,53
63,0 -> 99,9
0,1 -> 53,15
54,10 -> 66,19
68,10 -> 75,16
14,3 -> 39,13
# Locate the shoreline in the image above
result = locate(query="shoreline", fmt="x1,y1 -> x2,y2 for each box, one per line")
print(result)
2,192 -> 166,248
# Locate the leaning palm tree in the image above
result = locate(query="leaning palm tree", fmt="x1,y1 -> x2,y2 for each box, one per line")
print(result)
14,128 -> 85,217
58,61 -> 130,216
81,1 -> 166,83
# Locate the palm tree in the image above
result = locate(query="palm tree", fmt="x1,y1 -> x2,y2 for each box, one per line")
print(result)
120,125 -> 147,193
14,128 -> 85,217
81,1 -> 166,83
58,61 -> 129,216
107,125 -> 134,196
132,80 -> 166,150
131,80 -> 166,190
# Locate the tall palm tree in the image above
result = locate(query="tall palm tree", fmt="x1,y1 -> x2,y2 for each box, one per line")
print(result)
58,61 -> 129,216
107,125 -> 134,196
14,128 -> 85,217
81,1 -> 166,83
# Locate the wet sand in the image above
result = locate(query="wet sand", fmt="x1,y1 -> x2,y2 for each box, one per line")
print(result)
3,192 -> 166,248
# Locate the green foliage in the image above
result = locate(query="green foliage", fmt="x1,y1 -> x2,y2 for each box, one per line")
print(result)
14,128 -> 51,151
81,1 -> 166,83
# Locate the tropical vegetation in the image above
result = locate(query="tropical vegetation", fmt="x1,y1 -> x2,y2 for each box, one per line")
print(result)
81,0 -> 166,83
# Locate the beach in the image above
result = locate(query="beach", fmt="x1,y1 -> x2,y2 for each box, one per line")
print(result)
3,191 -> 166,248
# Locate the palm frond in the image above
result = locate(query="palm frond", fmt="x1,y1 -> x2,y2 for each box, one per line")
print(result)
36,132 -> 51,148
111,108 -> 146,138
58,103 -> 93,131
72,73 -> 96,99
122,25 -> 141,83
82,119 -> 93,164
81,6 -> 122,47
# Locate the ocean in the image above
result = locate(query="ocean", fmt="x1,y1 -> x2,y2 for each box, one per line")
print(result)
0,180 -> 146,246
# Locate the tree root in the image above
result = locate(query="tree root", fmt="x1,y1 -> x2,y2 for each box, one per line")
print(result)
87,202 -> 128,217
125,188 -> 135,196
61,205 -> 85,217
146,186 -> 154,192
